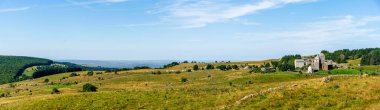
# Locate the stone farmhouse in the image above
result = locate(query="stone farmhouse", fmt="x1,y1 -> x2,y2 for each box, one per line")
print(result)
295,53 -> 334,73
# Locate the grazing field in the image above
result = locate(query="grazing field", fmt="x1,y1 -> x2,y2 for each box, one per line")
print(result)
1,62 -> 379,110
22,66 -> 39,77
235,76 -> 380,110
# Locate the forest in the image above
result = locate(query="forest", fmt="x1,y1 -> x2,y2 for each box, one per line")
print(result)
321,48 -> 380,65
0,56 -> 52,84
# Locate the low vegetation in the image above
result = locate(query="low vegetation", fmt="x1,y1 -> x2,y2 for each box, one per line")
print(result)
1,48 -> 380,109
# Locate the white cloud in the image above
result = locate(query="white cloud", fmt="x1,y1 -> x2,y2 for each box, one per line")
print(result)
65,0 -> 128,6
0,7 -> 30,13
103,0 -> 128,3
158,0 -> 317,28
235,15 -> 380,49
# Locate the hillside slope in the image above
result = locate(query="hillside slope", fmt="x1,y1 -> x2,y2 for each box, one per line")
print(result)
0,56 -> 52,84
1,68 -> 379,109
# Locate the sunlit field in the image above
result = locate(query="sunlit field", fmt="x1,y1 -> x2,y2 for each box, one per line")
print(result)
1,61 -> 380,109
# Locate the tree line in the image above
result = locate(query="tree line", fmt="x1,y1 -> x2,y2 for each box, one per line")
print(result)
321,48 -> 380,64
0,56 -> 52,84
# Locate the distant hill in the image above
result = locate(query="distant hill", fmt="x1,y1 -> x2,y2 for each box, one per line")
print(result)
0,56 -> 52,84
58,60 -> 176,68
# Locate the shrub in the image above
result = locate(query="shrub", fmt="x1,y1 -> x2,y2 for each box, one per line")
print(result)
193,65 -> 199,71
370,72 -> 379,76
44,78 -> 49,83
217,65 -> 232,71
83,83 -> 97,92
181,77 -> 188,83
70,73 -> 79,77
96,72 -> 103,75
87,71 -> 94,76
232,65 -> 239,70
175,71 -> 181,74
163,62 -> 180,68
0,92 -> 10,97
51,88 -> 60,94
61,77 -> 68,80
133,66 -> 151,70
206,64 -> 215,70
152,71 -> 162,75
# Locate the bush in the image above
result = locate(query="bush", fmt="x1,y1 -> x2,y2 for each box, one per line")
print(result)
87,71 -> 94,76
96,72 -> 103,75
51,88 -> 60,94
175,71 -> 181,74
232,65 -> 239,70
163,62 -> 180,68
206,64 -> 214,70
70,73 -> 79,77
151,71 -> 162,75
83,83 -> 97,92
193,65 -> 199,71
181,77 -> 188,83
44,78 -> 49,83
134,66 -> 151,70
8,83 -> 16,88
217,65 -> 232,71
61,77 -> 68,80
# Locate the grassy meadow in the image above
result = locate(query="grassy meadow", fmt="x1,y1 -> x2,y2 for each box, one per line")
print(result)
0,61 -> 380,109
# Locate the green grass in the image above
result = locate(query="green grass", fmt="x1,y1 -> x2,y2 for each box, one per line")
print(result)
1,65 -> 380,109
231,72 -> 310,84
22,66 -> 38,77
330,69 -> 361,74
316,69 -> 361,75
45,85 -> 73,89
234,76 -> 380,110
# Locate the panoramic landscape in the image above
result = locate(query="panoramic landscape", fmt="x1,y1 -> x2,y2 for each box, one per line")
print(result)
1,0 -> 380,110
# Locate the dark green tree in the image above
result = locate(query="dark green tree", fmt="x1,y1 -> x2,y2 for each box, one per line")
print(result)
51,88 -> 60,94
193,65 -> 199,71
83,83 -> 97,92
206,64 -> 215,70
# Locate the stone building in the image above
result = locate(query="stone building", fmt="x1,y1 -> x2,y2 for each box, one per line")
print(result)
295,53 -> 334,73
295,59 -> 312,68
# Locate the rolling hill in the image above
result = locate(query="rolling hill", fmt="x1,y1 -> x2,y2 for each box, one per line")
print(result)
1,59 -> 380,109
0,56 -> 52,84
58,60 -> 176,68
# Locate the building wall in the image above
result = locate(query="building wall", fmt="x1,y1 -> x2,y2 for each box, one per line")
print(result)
295,61 -> 305,68
294,53 -> 332,71
322,64 -> 333,70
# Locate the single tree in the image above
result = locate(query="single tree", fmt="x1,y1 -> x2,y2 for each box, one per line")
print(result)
44,78 -> 49,83
83,83 -> 97,92
193,65 -> 199,71
51,88 -> 60,94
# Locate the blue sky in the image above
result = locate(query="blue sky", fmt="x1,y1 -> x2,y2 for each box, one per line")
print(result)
1,0 -> 380,60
